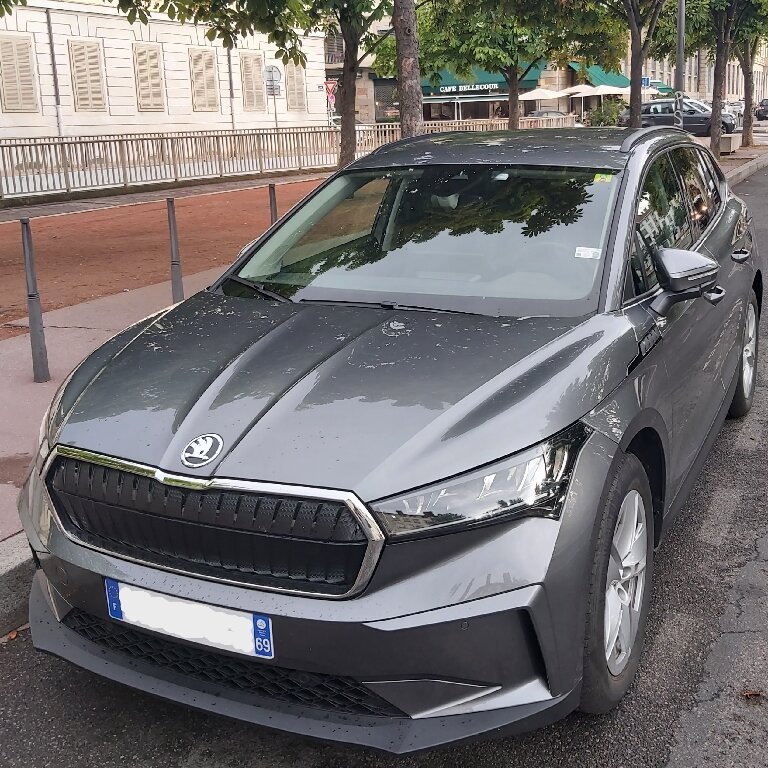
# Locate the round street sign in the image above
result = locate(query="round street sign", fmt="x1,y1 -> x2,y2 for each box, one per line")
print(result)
264,65 -> 282,84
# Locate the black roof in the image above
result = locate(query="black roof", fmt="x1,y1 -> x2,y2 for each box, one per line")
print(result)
349,127 -> 687,171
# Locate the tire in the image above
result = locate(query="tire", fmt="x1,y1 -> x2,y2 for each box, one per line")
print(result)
580,453 -> 655,713
729,289 -> 759,418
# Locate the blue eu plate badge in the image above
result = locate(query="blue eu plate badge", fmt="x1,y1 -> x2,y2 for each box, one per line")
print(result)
252,614 -> 274,659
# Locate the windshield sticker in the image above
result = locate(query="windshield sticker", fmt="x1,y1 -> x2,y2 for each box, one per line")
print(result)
575,247 -> 602,260
593,173 -> 613,184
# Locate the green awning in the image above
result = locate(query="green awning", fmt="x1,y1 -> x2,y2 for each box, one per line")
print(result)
421,63 -> 544,97
652,81 -> 674,94
568,63 -> 630,88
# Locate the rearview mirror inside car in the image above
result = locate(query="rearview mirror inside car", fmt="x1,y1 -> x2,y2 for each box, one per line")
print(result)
650,248 -> 721,315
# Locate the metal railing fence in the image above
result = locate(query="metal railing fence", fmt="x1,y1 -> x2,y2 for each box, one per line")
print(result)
0,116 -> 575,200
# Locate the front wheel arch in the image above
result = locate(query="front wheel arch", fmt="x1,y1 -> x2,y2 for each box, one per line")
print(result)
624,428 -> 666,548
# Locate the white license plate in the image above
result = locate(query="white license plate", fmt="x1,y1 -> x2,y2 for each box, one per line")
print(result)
104,578 -> 274,659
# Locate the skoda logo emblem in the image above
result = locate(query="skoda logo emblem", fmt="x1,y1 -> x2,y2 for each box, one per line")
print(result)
181,434 -> 224,468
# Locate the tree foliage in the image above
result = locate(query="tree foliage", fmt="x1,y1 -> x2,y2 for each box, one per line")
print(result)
586,1 -> 669,127
375,0 -> 625,129
653,0 -> 768,151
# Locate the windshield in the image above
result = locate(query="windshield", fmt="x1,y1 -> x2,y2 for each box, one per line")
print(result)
232,164 -> 620,317
686,99 -> 710,113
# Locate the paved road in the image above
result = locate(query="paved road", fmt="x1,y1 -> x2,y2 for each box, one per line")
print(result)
3,173 -> 768,768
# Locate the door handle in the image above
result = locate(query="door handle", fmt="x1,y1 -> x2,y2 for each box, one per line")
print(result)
732,248 -> 751,263
703,285 -> 726,306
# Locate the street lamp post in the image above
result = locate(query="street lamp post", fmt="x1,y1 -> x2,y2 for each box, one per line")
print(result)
674,0 -> 686,129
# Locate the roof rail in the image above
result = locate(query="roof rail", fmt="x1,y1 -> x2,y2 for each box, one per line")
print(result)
619,125 -> 687,153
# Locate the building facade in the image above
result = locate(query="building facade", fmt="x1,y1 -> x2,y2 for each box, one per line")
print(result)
620,46 -> 768,104
0,0 -> 328,138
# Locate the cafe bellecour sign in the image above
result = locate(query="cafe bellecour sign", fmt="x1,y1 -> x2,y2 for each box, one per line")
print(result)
422,68 -> 508,97
434,82 -> 501,94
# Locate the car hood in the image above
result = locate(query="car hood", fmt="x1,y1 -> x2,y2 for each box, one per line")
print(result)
56,291 -> 637,501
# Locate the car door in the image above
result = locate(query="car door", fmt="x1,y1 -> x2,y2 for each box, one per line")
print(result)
682,102 -> 710,135
688,148 -> 754,390
629,151 -> 725,496
651,102 -> 674,127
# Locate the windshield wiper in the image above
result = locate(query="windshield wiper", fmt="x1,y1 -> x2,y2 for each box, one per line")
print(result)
297,298 -> 487,316
223,275 -> 291,303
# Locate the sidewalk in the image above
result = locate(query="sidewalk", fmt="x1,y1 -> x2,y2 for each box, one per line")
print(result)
0,266 -> 221,541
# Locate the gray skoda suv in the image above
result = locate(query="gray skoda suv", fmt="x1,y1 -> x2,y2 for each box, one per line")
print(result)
19,127 -> 761,753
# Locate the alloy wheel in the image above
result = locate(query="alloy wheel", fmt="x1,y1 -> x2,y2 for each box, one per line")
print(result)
742,302 -> 757,398
604,489 -> 648,676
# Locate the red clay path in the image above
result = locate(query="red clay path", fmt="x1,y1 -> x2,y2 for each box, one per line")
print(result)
0,179 -> 322,339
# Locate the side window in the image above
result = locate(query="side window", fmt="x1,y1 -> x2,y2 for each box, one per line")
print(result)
697,149 -> 723,215
672,147 -> 714,236
641,105 -> 651,115
628,153 -> 693,298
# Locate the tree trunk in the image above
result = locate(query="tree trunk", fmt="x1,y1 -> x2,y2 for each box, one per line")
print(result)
697,48 -> 708,99
505,68 -> 520,130
737,41 -> 756,148
392,0 -> 423,138
711,35 -> 729,156
629,27 -> 644,128
338,23 -> 360,168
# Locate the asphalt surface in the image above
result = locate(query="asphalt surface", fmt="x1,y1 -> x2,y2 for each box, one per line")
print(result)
3,172 -> 768,768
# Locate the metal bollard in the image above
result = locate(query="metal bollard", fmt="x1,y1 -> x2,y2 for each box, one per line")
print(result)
268,183 -> 278,225
20,218 -> 50,383
166,198 -> 184,303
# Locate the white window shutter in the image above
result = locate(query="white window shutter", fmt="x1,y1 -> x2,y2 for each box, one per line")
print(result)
189,49 -> 218,111
69,41 -> 106,112
240,52 -> 265,112
0,36 -> 39,113
134,44 -> 164,112
286,61 -> 306,111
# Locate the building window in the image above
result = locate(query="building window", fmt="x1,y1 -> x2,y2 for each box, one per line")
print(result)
239,51 -> 266,111
69,40 -> 106,112
133,44 -> 164,112
324,31 -> 344,65
189,49 -> 218,111
285,61 -> 306,111
0,35 -> 38,113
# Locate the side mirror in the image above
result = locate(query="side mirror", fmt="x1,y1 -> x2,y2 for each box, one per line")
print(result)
650,248 -> 721,316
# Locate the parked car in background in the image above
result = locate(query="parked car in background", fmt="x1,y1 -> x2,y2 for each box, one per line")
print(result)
527,109 -> 584,127
20,127 -> 761,753
755,98 -> 768,120
527,109 -> 568,118
619,98 -> 736,136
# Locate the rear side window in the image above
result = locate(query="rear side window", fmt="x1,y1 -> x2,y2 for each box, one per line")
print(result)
628,153 -> 693,297
696,149 -> 723,215
671,147 -> 714,236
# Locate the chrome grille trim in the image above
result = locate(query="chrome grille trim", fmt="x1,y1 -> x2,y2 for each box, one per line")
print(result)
43,445 -> 385,599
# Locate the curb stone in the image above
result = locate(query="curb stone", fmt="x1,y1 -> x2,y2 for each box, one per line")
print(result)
724,152 -> 768,185
1,151 -> 767,638
0,532 -> 34,636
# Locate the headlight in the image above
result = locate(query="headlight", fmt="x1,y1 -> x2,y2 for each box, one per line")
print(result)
371,423 -> 592,540
37,404 -> 50,458
39,364 -> 80,455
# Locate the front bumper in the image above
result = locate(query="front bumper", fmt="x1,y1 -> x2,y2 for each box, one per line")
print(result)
20,430 -> 620,752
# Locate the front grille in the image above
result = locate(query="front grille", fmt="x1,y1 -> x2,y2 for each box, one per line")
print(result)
47,455 -> 371,595
63,609 -> 404,718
